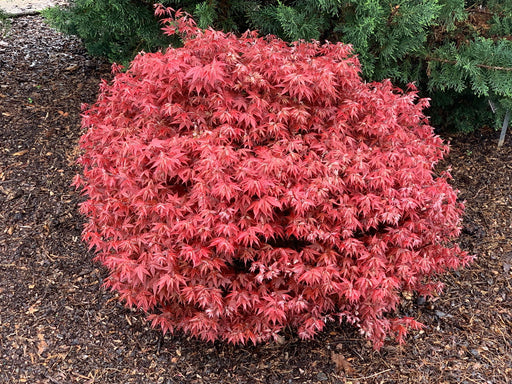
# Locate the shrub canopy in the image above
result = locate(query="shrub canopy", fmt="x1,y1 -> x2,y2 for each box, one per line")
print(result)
74,8 -> 472,349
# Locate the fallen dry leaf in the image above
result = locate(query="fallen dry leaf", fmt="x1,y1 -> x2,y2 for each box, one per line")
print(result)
331,350 -> 354,375
37,333 -> 48,355
26,304 -> 39,315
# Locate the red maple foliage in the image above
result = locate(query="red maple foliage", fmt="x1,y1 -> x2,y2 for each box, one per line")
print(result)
74,6 -> 473,349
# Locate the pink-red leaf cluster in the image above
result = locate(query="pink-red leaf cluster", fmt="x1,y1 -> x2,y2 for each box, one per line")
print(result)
75,7 -> 472,350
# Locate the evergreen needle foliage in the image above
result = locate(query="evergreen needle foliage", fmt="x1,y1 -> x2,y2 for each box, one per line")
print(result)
0,10 -> 11,38
42,0 -> 176,65
242,0 -> 512,132
43,0 -> 512,131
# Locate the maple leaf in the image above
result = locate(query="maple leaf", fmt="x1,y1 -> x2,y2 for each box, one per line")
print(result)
210,237 -> 236,256
133,264 -> 150,283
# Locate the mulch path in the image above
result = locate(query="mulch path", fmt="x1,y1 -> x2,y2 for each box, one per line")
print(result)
1,15 -> 511,384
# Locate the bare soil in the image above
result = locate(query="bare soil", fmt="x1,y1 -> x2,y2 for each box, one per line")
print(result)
0,16 -> 511,384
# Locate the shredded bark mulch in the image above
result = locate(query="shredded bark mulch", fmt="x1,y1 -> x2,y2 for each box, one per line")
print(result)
0,16 -> 511,384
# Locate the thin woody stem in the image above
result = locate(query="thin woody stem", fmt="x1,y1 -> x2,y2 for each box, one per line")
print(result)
426,56 -> 512,72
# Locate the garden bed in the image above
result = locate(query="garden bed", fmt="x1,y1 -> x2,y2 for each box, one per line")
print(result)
0,16 -> 511,384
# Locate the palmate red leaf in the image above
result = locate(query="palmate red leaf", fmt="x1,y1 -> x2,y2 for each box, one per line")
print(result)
133,264 -> 151,284
156,273 -> 180,293
298,317 -> 326,339
298,267 -> 324,286
210,237 -> 236,256
75,7 -> 471,350
249,195 -> 282,220
236,228 -> 261,248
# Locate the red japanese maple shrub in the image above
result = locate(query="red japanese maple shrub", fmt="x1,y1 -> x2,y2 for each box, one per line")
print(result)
74,6 -> 472,349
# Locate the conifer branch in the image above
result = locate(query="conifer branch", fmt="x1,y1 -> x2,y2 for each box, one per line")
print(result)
465,8 -> 495,16
425,56 -> 512,72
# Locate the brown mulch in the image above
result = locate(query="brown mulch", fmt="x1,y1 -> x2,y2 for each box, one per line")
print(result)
0,15 -> 511,384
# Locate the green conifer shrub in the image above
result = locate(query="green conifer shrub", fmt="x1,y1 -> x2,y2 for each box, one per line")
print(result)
186,0 -> 512,131
244,0 -> 512,132
43,1 -> 512,131
0,10 -> 10,37
42,0 -> 176,65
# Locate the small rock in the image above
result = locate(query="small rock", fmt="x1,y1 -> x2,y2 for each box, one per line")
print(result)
435,310 -> 452,318
470,349 -> 480,358
7,189 -> 24,201
316,372 -> 328,381
78,268 -> 92,276
416,296 -> 426,305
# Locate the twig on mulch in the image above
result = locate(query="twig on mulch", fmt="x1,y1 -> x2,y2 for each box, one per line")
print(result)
346,369 -> 392,380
